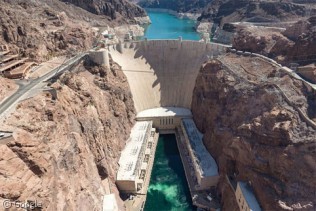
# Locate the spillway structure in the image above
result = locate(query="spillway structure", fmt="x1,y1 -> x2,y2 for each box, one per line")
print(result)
108,39 -> 228,210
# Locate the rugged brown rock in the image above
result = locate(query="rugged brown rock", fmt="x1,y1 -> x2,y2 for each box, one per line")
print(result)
296,64 -> 316,84
191,56 -> 316,210
198,0 -> 312,23
0,77 -> 18,103
233,26 -> 292,55
0,59 -> 136,210
0,0 -> 100,62
0,0 -> 147,63
232,16 -> 316,66
283,17 -> 316,65
138,0 -> 210,13
62,0 -> 147,20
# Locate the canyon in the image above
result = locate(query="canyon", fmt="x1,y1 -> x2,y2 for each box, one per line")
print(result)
0,0 -> 149,62
192,56 -> 316,210
232,17 -> 316,66
107,39 -> 315,210
0,1 -> 315,211
138,0 -> 210,13
61,0 -> 148,21
197,0 -> 312,23
0,59 -> 136,210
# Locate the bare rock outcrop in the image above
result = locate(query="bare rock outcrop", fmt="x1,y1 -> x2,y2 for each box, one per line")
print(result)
232,26 -> 294,62
0,0 -> 148,62
0,59 -> 136,210
232,16 -> 316,66
191,56 -> 316,210
283,17 -> 316,65
296,64 -> 316,84
198,0 -> 309,23
62,0 -> 147,21
0,0 -> 99,62
138,0 -> 210,13
0,77 -> 18,103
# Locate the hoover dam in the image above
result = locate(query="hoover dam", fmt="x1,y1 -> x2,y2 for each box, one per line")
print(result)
98,37 -> 316,211
101,39 -> 228,210
109,39 -> 227,113
0,1 -> 315,211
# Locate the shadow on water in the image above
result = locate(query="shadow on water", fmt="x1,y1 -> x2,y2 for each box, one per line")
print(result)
144,134 -> 196,211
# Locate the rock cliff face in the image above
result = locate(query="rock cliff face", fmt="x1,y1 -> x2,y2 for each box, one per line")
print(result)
198,0 -> 309,23
0,59 -> 136,210
138,0 -> 210,13
232,27 -> 293,61
191,56 -> 316,210
0,0 -> 98,62
0,0 -> 147,62
62,0 -> 147,20
232,16 -> 316,66
282,17 -> 316,65
0,77 -> 18,103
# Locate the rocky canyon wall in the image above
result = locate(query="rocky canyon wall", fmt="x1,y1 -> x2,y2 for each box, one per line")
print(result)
232,16 -> 316,66
191,56 -> 316,210
0,0 -> 148,62
61,0 -> 147,21
0,59 -> 136,210
138,0 -> 210,13
0,0 -> 98,62
198,0 -> 309,23
0,78 -> 18,103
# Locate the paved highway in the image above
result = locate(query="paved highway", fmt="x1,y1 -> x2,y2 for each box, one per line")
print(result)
0,53 -> 86,117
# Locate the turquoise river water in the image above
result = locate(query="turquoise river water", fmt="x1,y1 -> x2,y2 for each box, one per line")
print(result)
143,11 -> 201,40
144,134 -> 195,211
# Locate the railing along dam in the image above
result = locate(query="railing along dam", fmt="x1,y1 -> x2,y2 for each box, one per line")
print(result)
108,39 -> 228,113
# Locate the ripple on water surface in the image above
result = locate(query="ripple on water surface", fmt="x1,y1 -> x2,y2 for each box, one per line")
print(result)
144,134 -> 195,211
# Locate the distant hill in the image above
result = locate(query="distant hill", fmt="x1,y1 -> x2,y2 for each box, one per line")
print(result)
0,0 -> 147,62
138,0 -> 211,13
232,16 -> 316,66
61,0 -> 147,20
137,0 -> 315,25
198,0 -> 312,24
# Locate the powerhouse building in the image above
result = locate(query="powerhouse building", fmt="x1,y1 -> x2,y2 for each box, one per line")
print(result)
180,118 -> 219,190
116,121 -> 155,193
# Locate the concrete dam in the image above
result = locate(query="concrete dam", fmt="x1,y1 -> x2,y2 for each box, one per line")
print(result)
109,39 -> 228,114
98,40 -> 228,210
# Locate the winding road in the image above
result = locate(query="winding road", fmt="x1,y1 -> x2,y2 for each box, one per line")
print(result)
0,53 -> 86,118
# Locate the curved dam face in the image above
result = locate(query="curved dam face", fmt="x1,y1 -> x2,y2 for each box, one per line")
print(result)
109,40 -> 228,113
